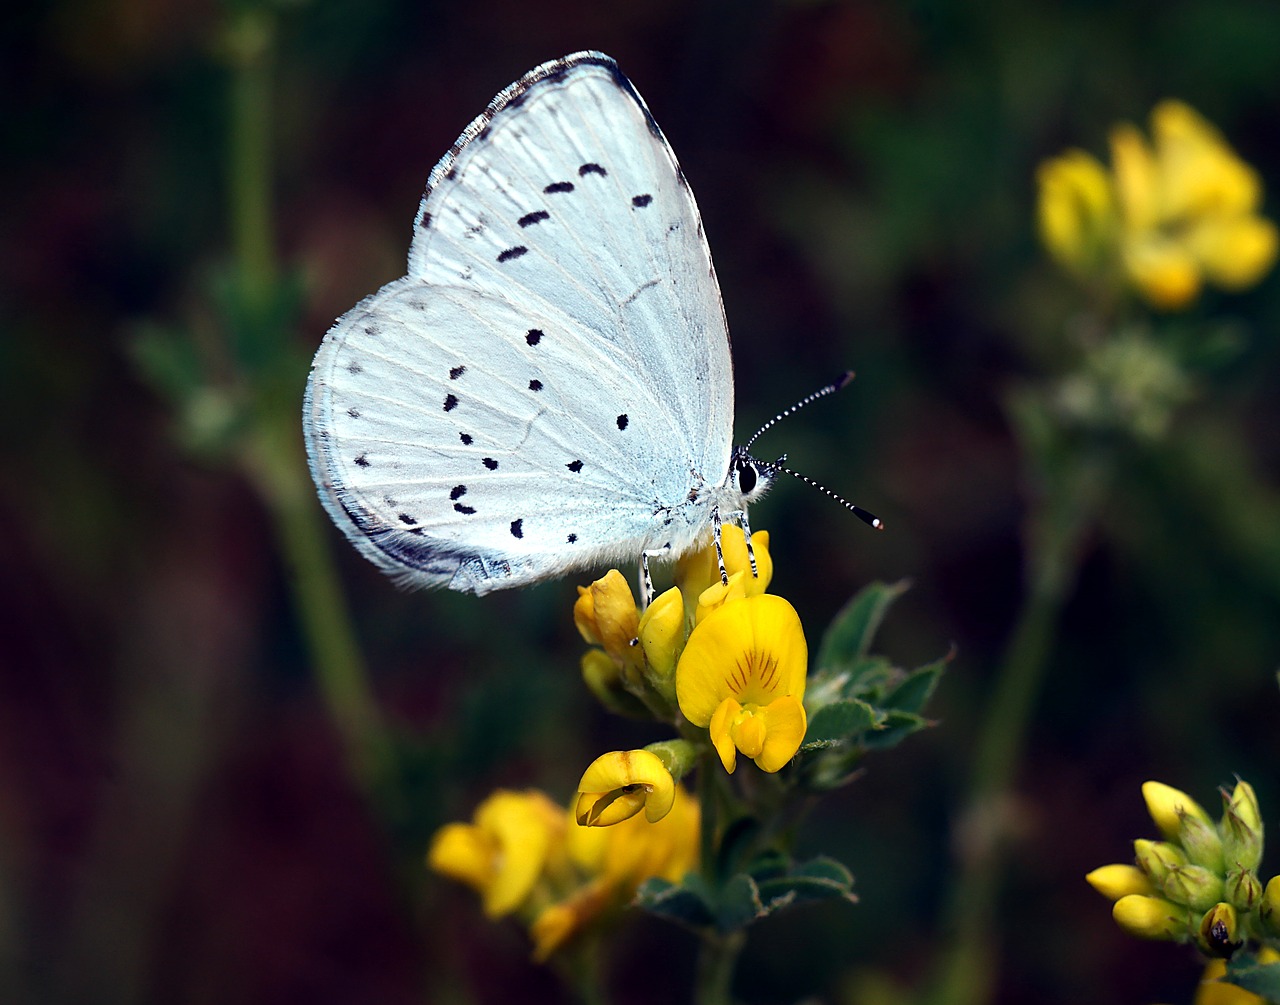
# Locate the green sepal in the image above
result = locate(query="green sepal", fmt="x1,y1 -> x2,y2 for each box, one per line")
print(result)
1222,954 -> 1280,1000
864,710 -> 934,751
718,873 -> 767,931
816,580 -> 910,671
755,856 -> 857,909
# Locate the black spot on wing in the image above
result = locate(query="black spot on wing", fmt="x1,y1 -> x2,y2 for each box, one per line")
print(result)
347,407 -> 360,418
579,163 -> 607,177
450,485 -> 467,500
526,329 -> 543,346
444,394 -> 459,412
567,533 -> 577,543
616,414 -> 629,430
510,519 -> 524,539
454,503 -> 476,515
497,246 -> 528,263
459,433 -> 473,445
566,460 -> 583,472
450,366 -> 466,379
482,457 -> 498,470
354,454 -> 371,468
398,513 -> 416,525
544,181 -> 574,194
347,360 -> 363,374
518,210 -> 550,228
528,379 -> 542,392
419,212 -> 432,229
631,194 -> 653,208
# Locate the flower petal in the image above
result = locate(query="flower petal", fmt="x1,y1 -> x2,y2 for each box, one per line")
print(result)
755,695 -> 808,772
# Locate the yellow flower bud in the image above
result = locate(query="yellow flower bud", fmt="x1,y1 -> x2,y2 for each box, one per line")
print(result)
1225,866 -> 1263,911
1163,865 -> 1225,911
1221,780 -> 1265,873
1086,864 -> 1156,901
1142,780 -> 1214,840
638,585 -> 685,685
573,570 -> 640,664
1135,838 -> 1188,883
1112,893 -> 1189,941
1179,812 -> 1226,874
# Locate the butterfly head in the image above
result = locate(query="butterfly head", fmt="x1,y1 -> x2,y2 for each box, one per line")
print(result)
729,446 -> 778,505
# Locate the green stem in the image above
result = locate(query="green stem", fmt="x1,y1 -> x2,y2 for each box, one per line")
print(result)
930,447 -> 1105,1005
695,930 -> 745,1005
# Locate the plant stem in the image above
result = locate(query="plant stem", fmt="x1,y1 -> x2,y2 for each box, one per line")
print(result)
695,930 -> 745,1005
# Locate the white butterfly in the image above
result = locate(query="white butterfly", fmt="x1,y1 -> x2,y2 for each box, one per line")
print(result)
304,51 -> 875,598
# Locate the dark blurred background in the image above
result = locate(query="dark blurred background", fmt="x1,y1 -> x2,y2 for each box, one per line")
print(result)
5,1 -> 1280,1002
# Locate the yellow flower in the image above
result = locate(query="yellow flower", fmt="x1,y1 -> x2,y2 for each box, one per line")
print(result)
675,525 -> 773,607
575,749 -> 676,826
532,784 -> 700,961
1038,100 -> 1277,308
1114,101 -> 1278,308
1037,148 -> 1117,277
427,789 -> 566,918
676,593 -> 808,773
637,585 -> 685,682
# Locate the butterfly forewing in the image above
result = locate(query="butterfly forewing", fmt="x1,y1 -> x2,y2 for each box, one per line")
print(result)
305,52 -> 735,593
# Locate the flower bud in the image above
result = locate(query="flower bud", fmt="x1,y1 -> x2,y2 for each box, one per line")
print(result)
1112,894 -> 1189,941
637,586 -> 685,694
1220,779 -> 1264,872
1162,864 -> 1224,911
1142,781 -> 1214,842
1177,811 -> 1225,873
1086,864 -> 1156,901
1258,875 -> 1280,939
1198,902 -> 1242,959
1134,838 -> 1187,883
1224,865 -> 1263,911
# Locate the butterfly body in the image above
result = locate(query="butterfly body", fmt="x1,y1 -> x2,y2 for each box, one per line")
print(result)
304,52 -> 775,594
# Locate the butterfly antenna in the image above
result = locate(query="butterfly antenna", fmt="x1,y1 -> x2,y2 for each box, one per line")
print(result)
763,458 -> 884,531
745,371 -> 856,450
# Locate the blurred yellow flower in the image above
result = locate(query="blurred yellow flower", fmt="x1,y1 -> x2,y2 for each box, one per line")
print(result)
427,789 -> 567,918
1037,100 -> 1277,309
1194,948 -> 1280,1005
676,593 -> 808,773
531,784 -> 700,961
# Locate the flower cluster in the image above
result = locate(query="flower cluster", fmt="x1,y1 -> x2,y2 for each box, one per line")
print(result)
1087,780 -> 1280,958
1037,100 -> 1276,309
574,525 -> 809,791
428,783 -> 699,961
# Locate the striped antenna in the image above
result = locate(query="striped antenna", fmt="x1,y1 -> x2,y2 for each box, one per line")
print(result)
762,458 -> 884,530
745,371 -> 855,450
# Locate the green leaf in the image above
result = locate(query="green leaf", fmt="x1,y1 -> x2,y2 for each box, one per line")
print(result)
755,856 -> 857,912
881,654 -> 949,715
744,849 -> 789,882
1223,955 -> 1280,1001
717,873 -> 765,931
635,877 -> 715,928
816,580 -> 910,671
802,699 -> 880,748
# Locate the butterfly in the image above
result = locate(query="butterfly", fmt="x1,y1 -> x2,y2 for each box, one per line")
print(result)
303,51 -> 878,600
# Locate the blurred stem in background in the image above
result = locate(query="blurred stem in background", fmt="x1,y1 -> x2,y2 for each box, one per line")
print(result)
220,9 -> 394,804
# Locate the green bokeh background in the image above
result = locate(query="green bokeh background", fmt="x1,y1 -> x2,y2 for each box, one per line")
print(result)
5,1 -> 1280,1002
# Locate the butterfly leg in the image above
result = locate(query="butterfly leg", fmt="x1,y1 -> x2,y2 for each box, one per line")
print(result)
718,509 -> 758,580
639,545 -> 671,609
711,507 -> 729,586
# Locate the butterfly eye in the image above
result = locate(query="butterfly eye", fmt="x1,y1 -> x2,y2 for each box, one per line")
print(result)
737,460 -> 757,496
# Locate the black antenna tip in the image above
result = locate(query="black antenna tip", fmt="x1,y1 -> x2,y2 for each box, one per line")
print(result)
835,370 -> 856,390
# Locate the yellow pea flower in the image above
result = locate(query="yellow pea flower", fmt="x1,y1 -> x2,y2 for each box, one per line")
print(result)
1037,148 -> 1117,277
575,749 -> 676,826
427,789 -> 566,918
676,593 -> 808,773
